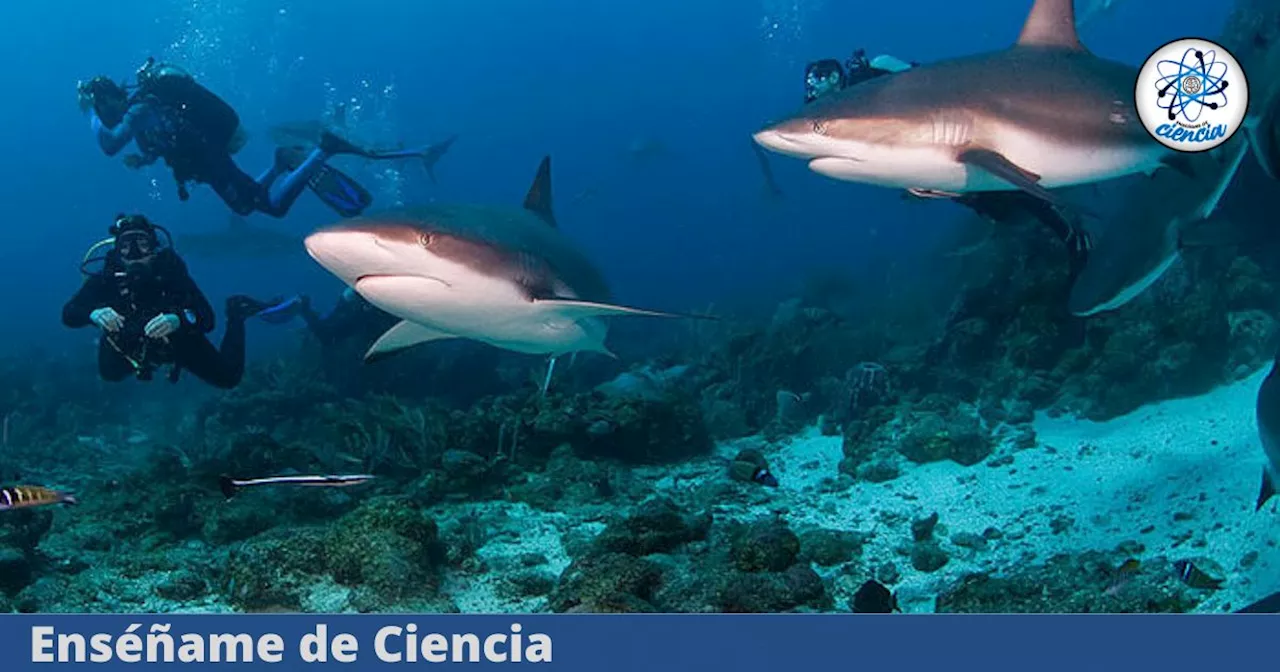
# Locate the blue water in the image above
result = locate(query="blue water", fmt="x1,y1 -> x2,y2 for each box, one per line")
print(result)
0,0 -> 1229,357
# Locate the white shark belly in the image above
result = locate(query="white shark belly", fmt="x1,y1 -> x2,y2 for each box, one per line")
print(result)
808,132 -> 1158,192
979,127 -> 1161,189
354,273 -> 600,356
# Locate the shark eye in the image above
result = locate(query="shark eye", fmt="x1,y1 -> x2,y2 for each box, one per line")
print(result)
812,120 -> 828,135
418,232 -> 433,247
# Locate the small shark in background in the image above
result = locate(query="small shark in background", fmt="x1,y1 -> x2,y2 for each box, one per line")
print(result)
752,0 -> 1175,210
176,216 -> 303,259
303,156 -> 711,390
1074,0 -> 1122,29
268,120 -> 458,183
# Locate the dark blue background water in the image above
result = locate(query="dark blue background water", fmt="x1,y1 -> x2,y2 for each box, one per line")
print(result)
0,0 -> 1227,359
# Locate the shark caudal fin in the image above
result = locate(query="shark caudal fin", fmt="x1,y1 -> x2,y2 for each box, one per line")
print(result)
1258,468 -> 1277,512
523,156 -> 557,228
364,320 -> 457,363
219,476 -> 238,500
422,135 -> 458,184
1016,0 -> 1084,51
1245,82 -> 1280,182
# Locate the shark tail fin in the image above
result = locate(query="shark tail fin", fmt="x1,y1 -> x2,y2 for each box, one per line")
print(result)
523,156 -> 557,228
219,476 -> 238,500
1016,0 -> 1084,51
1244,84 -> 1280,182
422,135 -> 458,184
1258,468 -> 1277,512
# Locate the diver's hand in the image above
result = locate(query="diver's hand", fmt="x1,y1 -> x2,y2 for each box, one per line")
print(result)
144,313 -> 181,339
90,307 -> 124,332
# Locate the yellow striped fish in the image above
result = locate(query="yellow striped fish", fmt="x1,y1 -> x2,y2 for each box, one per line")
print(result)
0,486 -> 77,511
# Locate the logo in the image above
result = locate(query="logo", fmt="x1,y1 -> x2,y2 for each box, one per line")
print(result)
1135,37 -> 1248,152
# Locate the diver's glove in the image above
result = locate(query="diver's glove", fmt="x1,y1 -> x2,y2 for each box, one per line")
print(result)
144,313 -> 181,339
90,307 -> 124,332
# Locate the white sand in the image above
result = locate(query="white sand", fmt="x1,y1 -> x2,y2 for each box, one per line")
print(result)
448,366 -> 1280,613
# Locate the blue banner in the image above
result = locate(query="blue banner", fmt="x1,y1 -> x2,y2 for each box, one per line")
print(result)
4,614 -> 1271,670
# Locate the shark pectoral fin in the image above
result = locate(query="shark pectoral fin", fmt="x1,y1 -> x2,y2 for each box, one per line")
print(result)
364,321 -> 456,363
535,299 -> 719,322
907,187 -> 961,199
1258,467 -> 1276,512
956,148 -> 1093,218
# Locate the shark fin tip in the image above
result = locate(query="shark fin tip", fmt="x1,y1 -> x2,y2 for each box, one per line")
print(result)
523,156 -> 556,227
1015,0 -> 1085,51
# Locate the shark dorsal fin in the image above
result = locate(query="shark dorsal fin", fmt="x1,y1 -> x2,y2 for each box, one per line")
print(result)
522,155 -> 557,228
1016,0 -> 1084,51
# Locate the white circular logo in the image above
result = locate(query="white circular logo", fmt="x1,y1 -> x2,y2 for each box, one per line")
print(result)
1135,37 -> 1249,152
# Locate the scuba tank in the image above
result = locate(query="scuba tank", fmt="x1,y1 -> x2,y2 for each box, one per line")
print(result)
133,58 -> 242,153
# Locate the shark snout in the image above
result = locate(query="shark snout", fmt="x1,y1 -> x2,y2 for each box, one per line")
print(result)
304,228 -> 404,286
753,119 -> 826,159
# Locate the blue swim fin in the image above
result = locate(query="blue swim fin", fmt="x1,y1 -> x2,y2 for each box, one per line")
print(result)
279,146 -> 374,217
256,295 -> 305,325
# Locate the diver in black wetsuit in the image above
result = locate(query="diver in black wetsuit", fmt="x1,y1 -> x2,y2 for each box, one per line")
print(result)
78,58 -> 380,218
62,214 -> 272,388
296,288 -> 398,351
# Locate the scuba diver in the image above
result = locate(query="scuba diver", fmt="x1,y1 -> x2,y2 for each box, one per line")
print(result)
77,58 -> 387,218
62,214 -> 278,389
296,288 -> 399,351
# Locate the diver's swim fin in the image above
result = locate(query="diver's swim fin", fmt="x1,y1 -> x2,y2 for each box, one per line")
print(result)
308,164 -> 373,217
279,146 -> 374,217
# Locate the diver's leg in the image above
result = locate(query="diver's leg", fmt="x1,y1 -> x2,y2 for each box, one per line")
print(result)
259,147 -> 331,218
206,155 -> 260,216
173,332 -> 239,390
174,296 -> 265,389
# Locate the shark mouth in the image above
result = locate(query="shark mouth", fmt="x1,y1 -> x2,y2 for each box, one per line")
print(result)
355,274 -> 453,289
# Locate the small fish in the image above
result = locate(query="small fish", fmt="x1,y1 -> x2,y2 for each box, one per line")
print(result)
1174,559 -> 1224,590
219,474 -> 375,499
751,467 -> 779,487
852,579 -> 899,613
0,486 -> 77,511
1104,558 -> 1141,597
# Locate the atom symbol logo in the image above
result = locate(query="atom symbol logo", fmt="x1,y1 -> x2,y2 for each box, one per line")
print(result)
1155,48 -> 1230,123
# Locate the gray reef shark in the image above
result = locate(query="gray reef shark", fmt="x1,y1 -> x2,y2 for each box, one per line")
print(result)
1067,3 -> 1280,316
176,216 -> 302,259
303,156 -> 705,389
269,120 -> 458,183
752,0 -> 1173,209
1065,136 -> 1249,316
1256,343 -> 1280,512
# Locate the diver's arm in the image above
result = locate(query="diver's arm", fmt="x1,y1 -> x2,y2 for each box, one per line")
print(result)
62,276 -> 110,328
91,103 -> 145,157
167,256 -> 217,333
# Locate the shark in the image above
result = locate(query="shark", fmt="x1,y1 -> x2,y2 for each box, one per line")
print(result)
751,0 -> 1174,209
1067,3 -> 1280,316
1256,342 -> 1280,512
269,121 -> 458,183
303,156 -> 705,389
1065,136 -> 1249,316
176,216 -> 303,259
